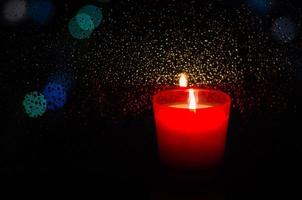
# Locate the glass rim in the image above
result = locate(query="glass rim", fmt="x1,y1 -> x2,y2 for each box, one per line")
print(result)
153,88 -> 231,110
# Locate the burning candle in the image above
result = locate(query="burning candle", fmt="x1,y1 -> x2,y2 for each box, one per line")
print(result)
153,74 -> 231,170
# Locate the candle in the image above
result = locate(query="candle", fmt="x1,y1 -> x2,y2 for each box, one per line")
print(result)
153,75 -> 231,170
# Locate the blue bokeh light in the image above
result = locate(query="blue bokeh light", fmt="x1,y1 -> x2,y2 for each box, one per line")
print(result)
43,82 -> 66,111
48,71 -> 74,92
247,0 -> 271,15
27,0 -> 54,24
272,17 -> 297,43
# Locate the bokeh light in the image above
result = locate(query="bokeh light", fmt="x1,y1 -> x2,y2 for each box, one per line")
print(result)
27,0 -> 54,24
272,17 -> 298,43
68,15 -> 94,39
43,82 -> 66,110
78,5 -> 103,28
75,13 -> 95,31
2,0 -> 27,23
22,91 -> 47,118
48,71 -> 74,92
246,0 -> 271,15
68,5 -> 103,39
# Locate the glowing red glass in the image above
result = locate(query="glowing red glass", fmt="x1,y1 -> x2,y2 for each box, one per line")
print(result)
153,89 -> 231,170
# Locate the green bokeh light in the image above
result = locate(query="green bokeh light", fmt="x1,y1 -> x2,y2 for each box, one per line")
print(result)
68,15 -> 94,39
78,5 -> 103,28
75,13 -> 95,31
22,91 -> 47,118
68,5 -> 103,39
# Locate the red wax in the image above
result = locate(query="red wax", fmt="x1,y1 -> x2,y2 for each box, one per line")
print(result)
153,89 -> 231,170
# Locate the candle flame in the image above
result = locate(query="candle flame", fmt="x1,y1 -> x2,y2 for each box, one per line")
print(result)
179,73 -> 188,87
189,89 -> 197,110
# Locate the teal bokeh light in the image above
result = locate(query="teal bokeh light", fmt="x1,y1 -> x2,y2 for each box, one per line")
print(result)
22,91 -> 47,118
76,13 -> 95,31
68,15 -> 94,39
78,5 -> 103,28
68,5 -> 103,39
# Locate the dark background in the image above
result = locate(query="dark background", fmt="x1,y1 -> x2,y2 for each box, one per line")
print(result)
1,0 -> 301,198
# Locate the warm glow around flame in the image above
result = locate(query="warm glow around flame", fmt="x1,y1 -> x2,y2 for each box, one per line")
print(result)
179,73 -> 188,87
189,89 -> 197,110
178,73 -> 196,109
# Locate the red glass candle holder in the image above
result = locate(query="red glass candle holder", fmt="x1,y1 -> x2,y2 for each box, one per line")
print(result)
153,88 -> 231,170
